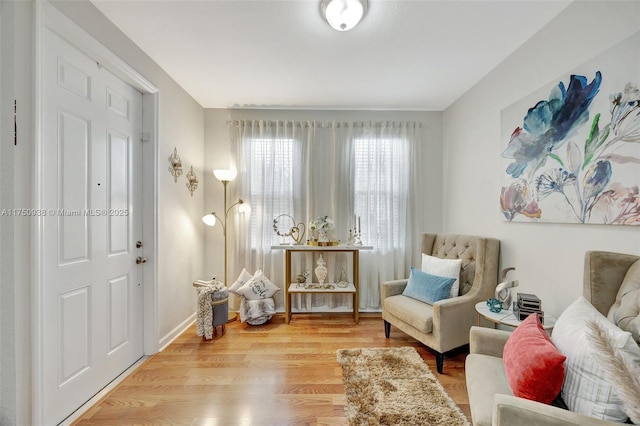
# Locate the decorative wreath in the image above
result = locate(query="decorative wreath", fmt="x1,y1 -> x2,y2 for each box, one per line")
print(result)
272,214 -> 306,244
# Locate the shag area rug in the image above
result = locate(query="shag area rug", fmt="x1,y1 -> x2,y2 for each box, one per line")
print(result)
337,347 -> 470,426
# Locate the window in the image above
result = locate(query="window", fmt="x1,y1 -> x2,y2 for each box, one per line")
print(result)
246,136 -> 295,247
353,136 -> 409,249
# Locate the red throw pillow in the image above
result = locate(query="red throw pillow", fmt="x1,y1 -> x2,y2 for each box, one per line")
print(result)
503,313 -> 566,404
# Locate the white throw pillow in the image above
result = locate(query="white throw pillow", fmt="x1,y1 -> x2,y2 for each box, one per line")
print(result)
551,296 -> 640,422
236,270 -> 280,300
228,268 -> 254,295
421,254 -> 462,298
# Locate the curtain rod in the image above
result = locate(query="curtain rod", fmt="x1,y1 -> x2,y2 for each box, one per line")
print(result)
226,120 -> 424,129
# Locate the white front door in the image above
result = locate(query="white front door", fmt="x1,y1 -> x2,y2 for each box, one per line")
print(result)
41,27 -> 144,424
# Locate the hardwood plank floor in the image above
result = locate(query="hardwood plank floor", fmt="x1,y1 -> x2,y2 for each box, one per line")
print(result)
72,313 -> 470,425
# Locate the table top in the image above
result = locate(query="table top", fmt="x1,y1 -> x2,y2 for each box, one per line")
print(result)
475,301 -> 556,330
271,244 -> 373,251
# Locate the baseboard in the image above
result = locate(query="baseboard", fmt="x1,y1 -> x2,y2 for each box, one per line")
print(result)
158,312 -> 196,352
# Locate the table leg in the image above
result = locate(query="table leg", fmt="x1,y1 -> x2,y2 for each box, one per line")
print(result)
353,250 -> 359,324
285,250 -> 291,324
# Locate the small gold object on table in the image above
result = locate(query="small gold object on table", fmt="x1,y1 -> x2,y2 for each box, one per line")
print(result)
307,240 -> 339,246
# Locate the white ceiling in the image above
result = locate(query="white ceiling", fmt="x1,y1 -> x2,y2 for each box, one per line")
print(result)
90,0 -> 571,111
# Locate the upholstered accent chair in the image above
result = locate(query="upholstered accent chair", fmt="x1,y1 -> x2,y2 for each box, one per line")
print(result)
381,233 -> 500,373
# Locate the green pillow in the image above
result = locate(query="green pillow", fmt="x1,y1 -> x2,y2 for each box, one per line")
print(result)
403,266 -> 455,305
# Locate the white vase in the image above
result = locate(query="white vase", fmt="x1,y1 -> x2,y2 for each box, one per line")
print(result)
315,254 -> 328,285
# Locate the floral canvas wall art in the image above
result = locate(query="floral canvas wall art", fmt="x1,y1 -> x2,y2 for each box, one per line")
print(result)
500,32 -> 640,225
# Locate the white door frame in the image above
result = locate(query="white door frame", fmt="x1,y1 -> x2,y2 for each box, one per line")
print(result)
33,2 -> 159,423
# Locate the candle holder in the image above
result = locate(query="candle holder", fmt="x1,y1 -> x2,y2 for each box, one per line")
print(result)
348,228 -> 362,245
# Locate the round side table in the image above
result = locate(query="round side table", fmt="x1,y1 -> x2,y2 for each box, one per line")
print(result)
475,301 -> 556,331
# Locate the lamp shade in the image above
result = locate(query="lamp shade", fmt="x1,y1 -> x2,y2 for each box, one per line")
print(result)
202,213 -> 217,227
213,169 -> 237,182
238,202 -> 251,215
322,0 -> 366,32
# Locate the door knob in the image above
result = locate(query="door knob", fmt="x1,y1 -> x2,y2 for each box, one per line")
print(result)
136,256 -> 147,264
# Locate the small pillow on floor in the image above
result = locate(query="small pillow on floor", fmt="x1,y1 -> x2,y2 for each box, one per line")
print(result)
229,268 -> 254,295
503,313 -> 566,404
236,270 -> 280,300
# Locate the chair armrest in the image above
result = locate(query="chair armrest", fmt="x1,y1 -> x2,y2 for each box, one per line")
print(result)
431,294 -> 483,350
470,326 -> 511,358
493,394 -> 616,426
380,279 -> 408,300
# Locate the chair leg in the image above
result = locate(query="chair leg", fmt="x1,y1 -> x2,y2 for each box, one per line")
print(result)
435,352 -> 444,374
384,320 -> 391,338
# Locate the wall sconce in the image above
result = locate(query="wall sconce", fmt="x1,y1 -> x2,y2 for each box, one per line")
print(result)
168,147 -> 182,182
185,165 -> 198,196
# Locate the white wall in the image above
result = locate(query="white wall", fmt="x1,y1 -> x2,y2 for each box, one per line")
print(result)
204,108 -> 444,294
1,1 -> 205,423
2,2 -> 35,424
443,1 -> 640,317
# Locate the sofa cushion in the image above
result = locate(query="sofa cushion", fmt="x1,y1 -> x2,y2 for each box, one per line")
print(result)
503,314 -> 566,404
421,254 -> 462,298
383,295 -> 433,334
466,353 -> 512,426
403,266 -> 455,305
551,296 -> 640,423
607,259 -> 640,344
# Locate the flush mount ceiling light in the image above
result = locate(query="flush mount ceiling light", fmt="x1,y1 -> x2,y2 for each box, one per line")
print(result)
321,0 -> 367,32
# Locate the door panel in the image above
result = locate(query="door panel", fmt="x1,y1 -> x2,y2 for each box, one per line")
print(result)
57,109 -> 90,265
58,285 -> 91,385
57,58 -> 91,100
107,130 -> 129,254
107,274 -> 129,352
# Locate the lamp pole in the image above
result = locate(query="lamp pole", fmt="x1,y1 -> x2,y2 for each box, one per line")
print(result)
203,169 -> 244,324
220,179 -> 244,287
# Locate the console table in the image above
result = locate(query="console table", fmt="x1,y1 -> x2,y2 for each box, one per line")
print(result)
271,245 -> 373,324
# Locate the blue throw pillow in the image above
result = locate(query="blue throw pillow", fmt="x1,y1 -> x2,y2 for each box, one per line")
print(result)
402,266 -> 456,305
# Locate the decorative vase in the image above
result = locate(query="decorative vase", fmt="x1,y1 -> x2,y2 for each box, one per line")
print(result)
315,254 -> 328,286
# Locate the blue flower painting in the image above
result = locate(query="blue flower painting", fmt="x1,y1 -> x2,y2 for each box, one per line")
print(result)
500,50 -> 640,225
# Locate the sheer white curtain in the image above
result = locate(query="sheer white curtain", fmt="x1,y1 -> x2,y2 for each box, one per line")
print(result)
230,119 -> 424,312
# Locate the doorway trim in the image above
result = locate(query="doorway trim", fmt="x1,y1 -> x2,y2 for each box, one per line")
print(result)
33,2 -> 159,423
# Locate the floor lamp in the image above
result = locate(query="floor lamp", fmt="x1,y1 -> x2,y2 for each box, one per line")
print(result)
202,169 -> 244,323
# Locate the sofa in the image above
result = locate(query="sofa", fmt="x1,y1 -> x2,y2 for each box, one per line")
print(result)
381,233 -> 500,373
465,250 -> 640,426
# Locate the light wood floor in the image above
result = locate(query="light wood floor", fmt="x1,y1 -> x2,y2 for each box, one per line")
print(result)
72,313 -> 470,425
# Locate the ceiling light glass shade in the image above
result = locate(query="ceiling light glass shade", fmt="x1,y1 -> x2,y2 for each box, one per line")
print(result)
321,0 -> 366,32
213,169 -> 237,182
202,213 -> 217,227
